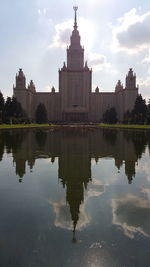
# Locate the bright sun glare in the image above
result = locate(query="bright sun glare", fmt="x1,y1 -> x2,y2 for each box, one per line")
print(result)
78,18 -> 96,51
88,0 -> 99,6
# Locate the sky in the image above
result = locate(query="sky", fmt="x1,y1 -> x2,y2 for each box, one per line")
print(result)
1,0 -> 150,100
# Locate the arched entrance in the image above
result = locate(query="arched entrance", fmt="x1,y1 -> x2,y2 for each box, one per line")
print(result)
63,112 -> 88,122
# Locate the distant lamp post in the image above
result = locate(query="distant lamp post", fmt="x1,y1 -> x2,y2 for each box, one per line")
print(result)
10,117 -> 12,125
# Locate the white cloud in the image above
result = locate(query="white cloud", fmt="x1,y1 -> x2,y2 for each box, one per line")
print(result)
112,9 -> 150,54
138,70 -> 150,100
87,52 -> 111,71
136,150 -> 150,181
142,49 -> 150,64
49,20 -> 71,49
87,179 -> 105,197
87,0 -> 100,6
48,18 -> 112,73
49,17 -> 95,51
49,201 -> 90,231
41,85 -> 58,93
112,195 -> 150,238
44,85 -> 51,92
142,189 -> 150,201
48,178 -> 106,232
38,8 -> 47,16
138,76 -> 149,87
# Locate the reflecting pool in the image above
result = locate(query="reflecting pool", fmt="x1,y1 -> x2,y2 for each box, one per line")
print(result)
0,128 -> 150,267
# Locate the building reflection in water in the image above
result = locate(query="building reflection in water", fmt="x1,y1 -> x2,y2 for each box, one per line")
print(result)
0,128 -> 150,238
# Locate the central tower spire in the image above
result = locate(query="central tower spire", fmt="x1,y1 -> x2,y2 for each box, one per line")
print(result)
66,6 -> 84,70
73,6 -> 78,30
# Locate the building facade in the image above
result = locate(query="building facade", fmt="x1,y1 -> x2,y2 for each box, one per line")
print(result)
13,7 -> 138,122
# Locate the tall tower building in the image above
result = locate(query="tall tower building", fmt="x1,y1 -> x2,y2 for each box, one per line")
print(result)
59,6 -> 92,122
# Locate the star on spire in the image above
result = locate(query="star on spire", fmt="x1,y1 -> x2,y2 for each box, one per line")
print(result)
73,6 -> 78,30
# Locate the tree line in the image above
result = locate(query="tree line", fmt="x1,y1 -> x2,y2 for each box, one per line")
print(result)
0,92 -> 27,124
103,94 -> 149,124
0,91 -> 47,124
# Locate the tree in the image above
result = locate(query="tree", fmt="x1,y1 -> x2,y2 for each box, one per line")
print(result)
4,97 -> 12,123
132,94 -> 147,124
146,99 -> 150,124
11,97 -> 24,118
35,130 -> 47,147
35,103 -> 47,124
109,107 -> 117,124
11,97 -> 28,123
103,107 -> 117,124
0,91 -> 5,123
4,96 -> 26,124
123,110 -> 132,124
103,109 -> 109,124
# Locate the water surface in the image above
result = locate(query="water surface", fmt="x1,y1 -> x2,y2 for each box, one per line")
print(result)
0,128 -> 150,267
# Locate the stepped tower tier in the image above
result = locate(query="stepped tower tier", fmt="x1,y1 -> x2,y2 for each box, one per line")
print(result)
67,7 -> 84,70
124,68 -> 138,114
115,80 -> 123,93
15,68 -> 26,90
28,80 -> 36,93
125,68 -> 137,90
13,69 -> 36,120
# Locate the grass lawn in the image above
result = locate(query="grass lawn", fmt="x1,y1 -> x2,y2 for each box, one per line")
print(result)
0,123 -> 150,130
0,124 -> 55,129
97,124 -> 150,129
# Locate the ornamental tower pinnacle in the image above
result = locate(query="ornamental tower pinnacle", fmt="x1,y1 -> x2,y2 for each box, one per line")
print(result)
15,68 -> 26,89
125,68 -> 137,90
67,6 -> 84,69
73,6 -> 78,30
